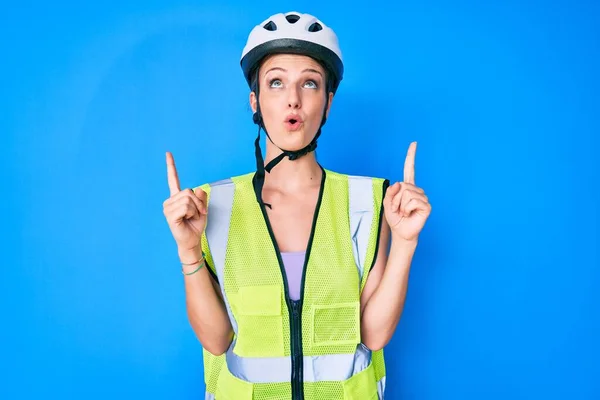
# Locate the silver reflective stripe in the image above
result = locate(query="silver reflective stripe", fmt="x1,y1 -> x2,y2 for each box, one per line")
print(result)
205,178 -> 238,335
348,176 -> 375,285
226,343 -> 371,383
204,392 -> 215,400
377,376 -> 386,399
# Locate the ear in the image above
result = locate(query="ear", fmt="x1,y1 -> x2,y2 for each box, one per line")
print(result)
250,91 -> 257,113
325,92 -> 334,119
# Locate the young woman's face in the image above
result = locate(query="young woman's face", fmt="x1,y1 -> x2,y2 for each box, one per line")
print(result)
250,54 -> 333,152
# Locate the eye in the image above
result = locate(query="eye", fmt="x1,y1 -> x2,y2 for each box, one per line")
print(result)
269,78 -> 283,88
304,80 -> 318,89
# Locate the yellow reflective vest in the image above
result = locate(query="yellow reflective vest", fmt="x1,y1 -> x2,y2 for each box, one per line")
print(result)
195,168 -> 389,399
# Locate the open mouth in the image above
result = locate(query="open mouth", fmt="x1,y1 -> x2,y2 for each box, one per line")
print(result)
285,116 -> 303,130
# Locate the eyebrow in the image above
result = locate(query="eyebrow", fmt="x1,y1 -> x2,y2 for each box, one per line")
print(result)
264,67 -> 323,77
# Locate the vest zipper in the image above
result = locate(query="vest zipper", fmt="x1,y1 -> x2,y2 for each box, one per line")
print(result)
291,299 -> 303,400
293,168 -> 325,399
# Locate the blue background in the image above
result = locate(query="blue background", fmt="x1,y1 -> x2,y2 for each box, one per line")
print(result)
1,0 -> 598,399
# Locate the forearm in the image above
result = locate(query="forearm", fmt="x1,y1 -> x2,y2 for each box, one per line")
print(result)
361,238 -> 417,350
180,250 -> 233,356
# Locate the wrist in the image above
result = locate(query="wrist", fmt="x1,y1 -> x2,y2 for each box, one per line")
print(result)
178,246 -> 203,264
390,235 -> 418,251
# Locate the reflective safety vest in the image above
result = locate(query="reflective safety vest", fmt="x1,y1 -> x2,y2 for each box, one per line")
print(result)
195,168 -> 389,400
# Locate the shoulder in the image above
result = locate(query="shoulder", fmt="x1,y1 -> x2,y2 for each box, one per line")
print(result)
193,171 -> 256,195
323,167 -> 387,181
323,168 -> 390,192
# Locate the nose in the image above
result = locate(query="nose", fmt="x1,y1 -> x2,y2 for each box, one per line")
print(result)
287,86 -> 301,109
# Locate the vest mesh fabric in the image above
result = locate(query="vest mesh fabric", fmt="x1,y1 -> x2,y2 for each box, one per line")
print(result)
195,170 -> 388,400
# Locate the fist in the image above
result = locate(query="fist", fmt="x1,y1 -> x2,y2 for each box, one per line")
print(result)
162,151 -> 207,253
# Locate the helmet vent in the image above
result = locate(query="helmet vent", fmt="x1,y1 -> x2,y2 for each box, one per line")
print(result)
263,21 -> 277,31
308,22 -> 323,32
285,14 -> 300,23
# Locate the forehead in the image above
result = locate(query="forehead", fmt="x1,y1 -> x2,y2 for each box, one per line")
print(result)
260,54 -> 325,74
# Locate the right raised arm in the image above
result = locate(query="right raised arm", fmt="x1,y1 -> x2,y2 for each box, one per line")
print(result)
163,151 -> 233,355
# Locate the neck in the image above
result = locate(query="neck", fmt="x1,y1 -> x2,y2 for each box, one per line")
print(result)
263,149 -> 322,192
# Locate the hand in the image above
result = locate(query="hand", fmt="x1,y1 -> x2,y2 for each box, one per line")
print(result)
162,151 -> 208,256
383,142 -> 432,242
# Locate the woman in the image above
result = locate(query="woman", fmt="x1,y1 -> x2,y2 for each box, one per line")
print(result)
163,11 -> 431,400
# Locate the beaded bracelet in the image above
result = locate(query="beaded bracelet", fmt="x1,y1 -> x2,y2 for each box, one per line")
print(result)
181,252 -> 206,276
182,259 -> 205,275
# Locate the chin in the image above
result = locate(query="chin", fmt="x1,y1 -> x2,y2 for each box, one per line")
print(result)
269,127 -> 307,150
279,138 -> 308,151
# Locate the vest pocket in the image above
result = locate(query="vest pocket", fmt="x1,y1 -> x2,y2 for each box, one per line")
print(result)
215,364 -> 253,400
233,285 -> 285,357
311,302 -> 361,347
342,361 -> 378,400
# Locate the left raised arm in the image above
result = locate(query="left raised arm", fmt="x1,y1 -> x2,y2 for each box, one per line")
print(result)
359,141 -> 432,351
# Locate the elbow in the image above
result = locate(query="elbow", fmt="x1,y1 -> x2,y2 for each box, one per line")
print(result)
204,343 -> 228,356
362,340 -> 386,352
190,321 -> 233,356
187,311 -> 234,356
361,333 -> 391,352
361,320 -> 397,351
202,333 -> 233,356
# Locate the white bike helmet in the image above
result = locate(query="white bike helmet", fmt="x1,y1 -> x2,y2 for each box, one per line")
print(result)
240,11 -> 344,94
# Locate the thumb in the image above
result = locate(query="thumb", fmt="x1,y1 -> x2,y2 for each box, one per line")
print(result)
384,182 -> 401,209
193,188 -> 208,215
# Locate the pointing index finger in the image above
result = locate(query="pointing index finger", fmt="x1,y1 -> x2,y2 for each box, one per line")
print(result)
166,151 -> 181,196
404,141 -> 417,184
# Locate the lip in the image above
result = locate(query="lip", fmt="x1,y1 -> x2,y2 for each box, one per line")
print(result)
284,114 -> 304,124
284,114 -> 304,131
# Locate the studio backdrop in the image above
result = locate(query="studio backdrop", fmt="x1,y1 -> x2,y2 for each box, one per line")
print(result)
1,0 -> 598,399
